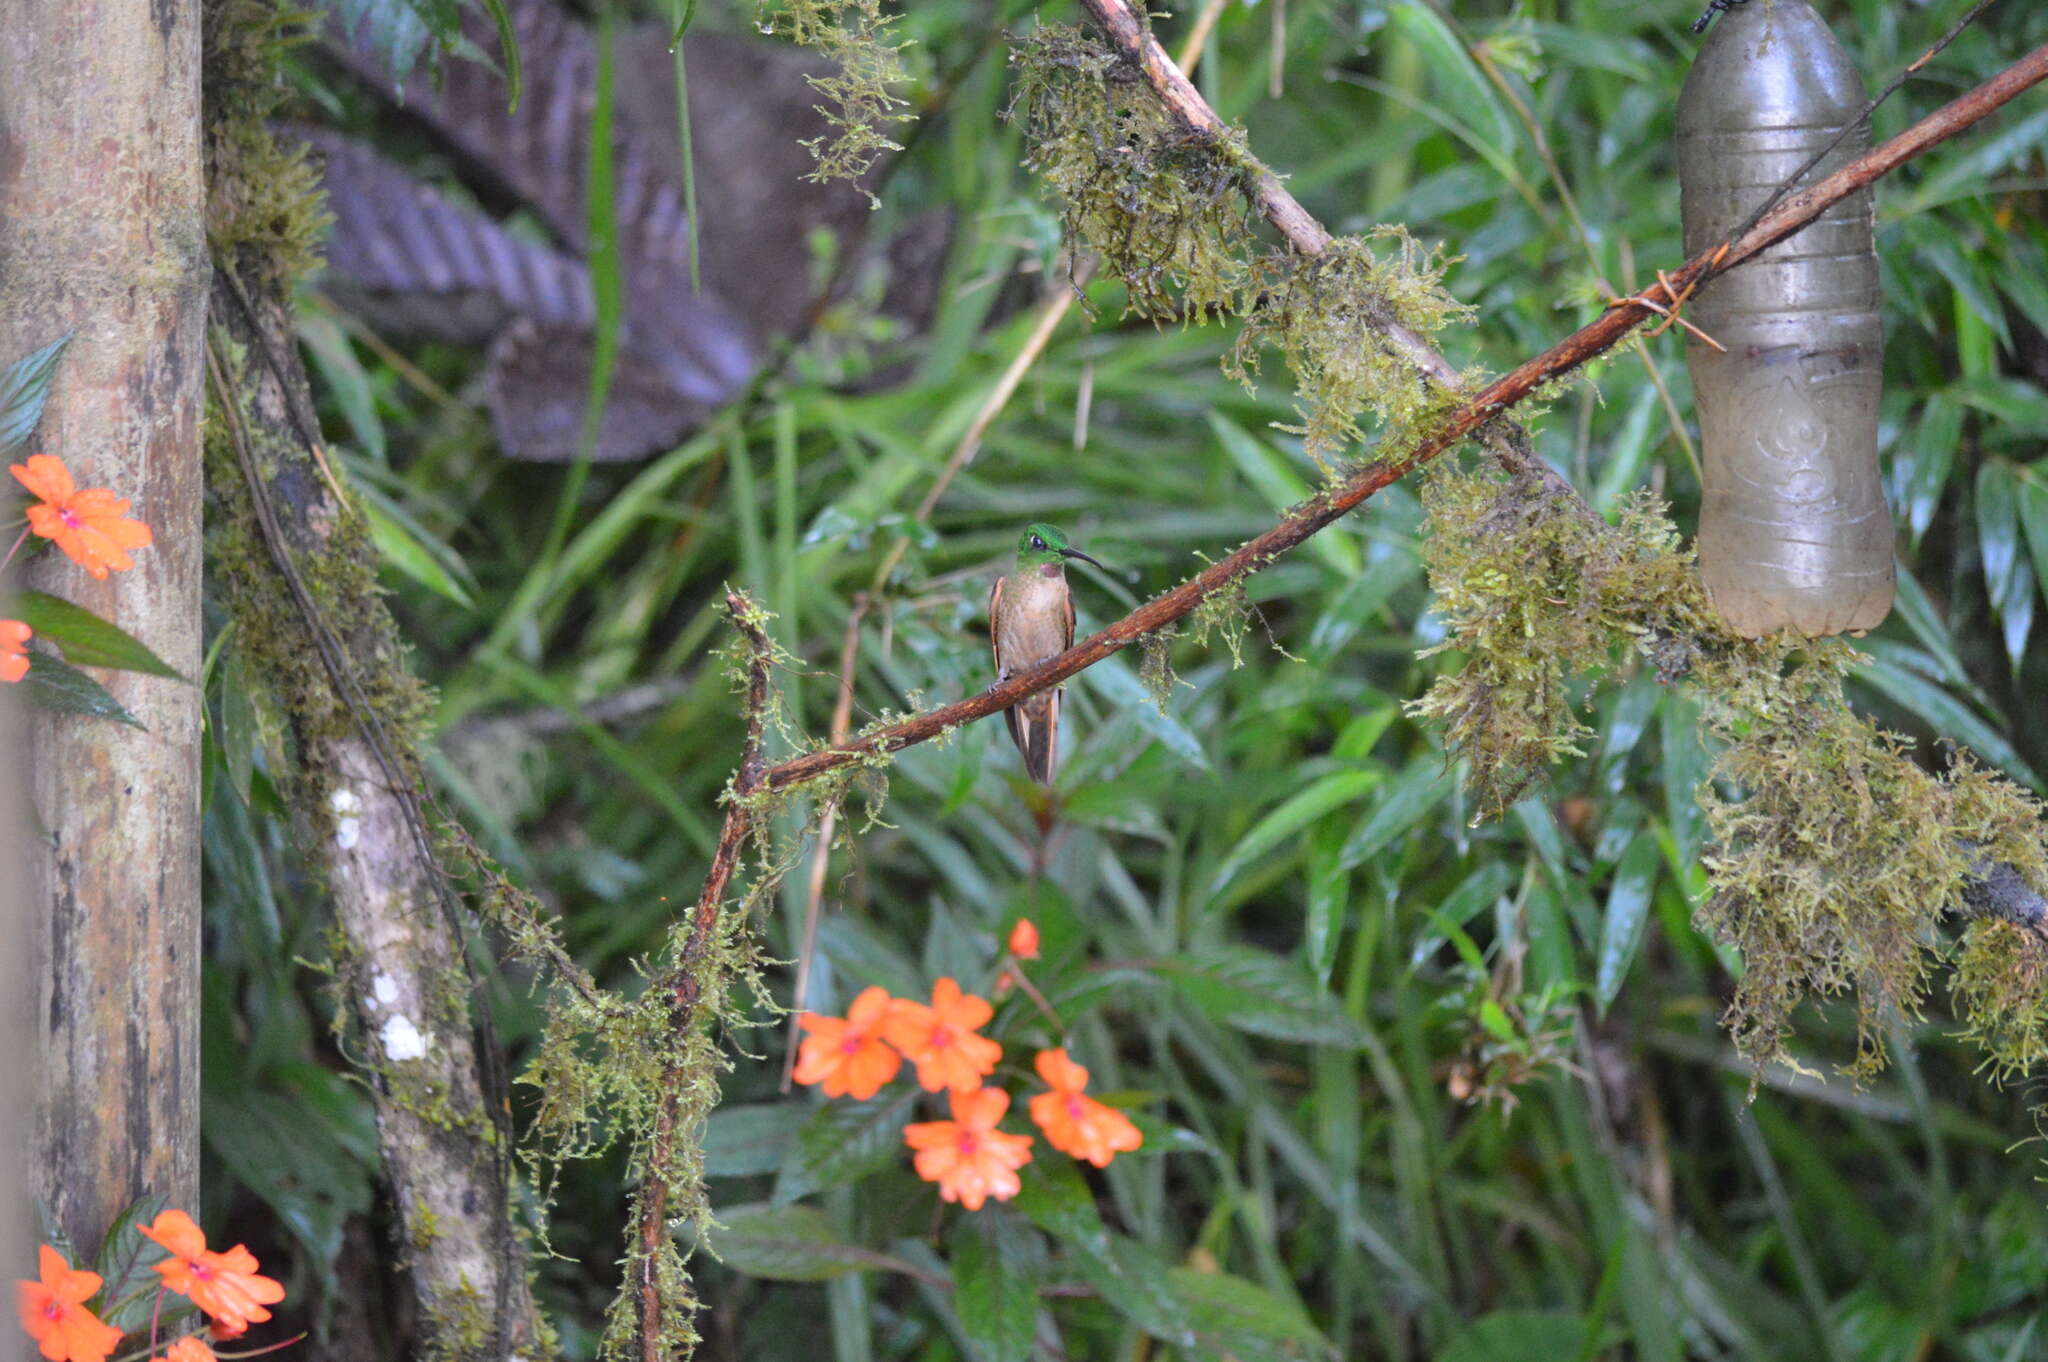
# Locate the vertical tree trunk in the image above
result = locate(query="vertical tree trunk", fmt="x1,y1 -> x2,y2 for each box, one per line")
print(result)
0,2 -> 207,1251
205,268 -> 543,1358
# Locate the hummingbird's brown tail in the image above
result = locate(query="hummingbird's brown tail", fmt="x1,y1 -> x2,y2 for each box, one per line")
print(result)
1005,691 -> 1060,785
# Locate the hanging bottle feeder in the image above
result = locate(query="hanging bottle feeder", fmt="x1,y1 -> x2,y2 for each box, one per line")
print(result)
1676,0 -> 1893,638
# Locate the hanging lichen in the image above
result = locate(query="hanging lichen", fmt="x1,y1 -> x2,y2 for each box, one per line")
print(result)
1008,25 -> 1257,320
1408,459 -> 1722,819
1230,230 -> 1475,471
1408,457 -> 2048,1078
758,0 -> 912,199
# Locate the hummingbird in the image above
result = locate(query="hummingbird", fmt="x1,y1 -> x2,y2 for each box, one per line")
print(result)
988,523 -> 1105,785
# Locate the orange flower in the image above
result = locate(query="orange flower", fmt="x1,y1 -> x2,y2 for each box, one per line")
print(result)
152,1337 -> 216,1362
10,454 -> 153,579
882,977 -> 1002,1093
792,986 -> 902,1100
1028,1048 -> 1143,1168
137,1211 -> 284,1336
1007,919 -> 1040,960
903,1086 -> 1033,1210
16,1244 -> 123,1362
0,619 -> 29,684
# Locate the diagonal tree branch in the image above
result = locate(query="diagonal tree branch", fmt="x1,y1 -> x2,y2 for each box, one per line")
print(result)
755,35 -> 2048,796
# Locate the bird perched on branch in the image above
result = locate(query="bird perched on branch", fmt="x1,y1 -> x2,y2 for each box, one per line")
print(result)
989,524 -> 1105,786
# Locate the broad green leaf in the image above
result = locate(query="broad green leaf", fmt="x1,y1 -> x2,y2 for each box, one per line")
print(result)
710,1202 -> 879,1282
1013,1156 -> 1109,1251
22,652 -> 142,727
0,334 -> 70,454
91,1193 -> 176,1333
774,1088 -> 920,1203
1169,1266 -> 1333,1359
1159,947 -> 1367,1048
1209,768 -> 1381,899
704,1102 -> 808,1179
1435,1310 -> 1592,1362
1977,460 -> 2034,669
12,590 -> 182,678
1661,694 -> 1711,870
2018,470 -> 2048,606
204,1088 -> 374,1269
1408,861 -> 1514,970
950,1213 -> 1040,1362
1338,759 -> 1453,869
1901,393 -> 1962,544
1304,821 -> 1349,983
1594,830 -> 1660,1015
1389,1 -> 1516,164
297,308 -> 385,463
1083,654 -> 1211,771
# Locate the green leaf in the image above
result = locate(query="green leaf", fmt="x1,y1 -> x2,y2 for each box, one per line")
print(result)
1013,1157 -> 1109,1250
12,590 -> 183,678
1083,654 -> 1211,771
1159,946 -> 1368,1048
1337,759 -> 1453,869
1854,656 -> 2040,792
1209,768 -> 1381,899
773,1088 -> 920,1203
296,308 -> 386,464
1168,1267 -> 1333,1359
1594,830 -> 1660,1015
1434,1310 -> 1593,1362
357,487 -> 477,609
0,334 -> 70,455
710,1202 -> 880,1282
2018,470 -> 2048,607
704,1102 -> 809,1179
91,1193 -> 176,1333
475,0 -> 521,110
950,1213 -> 1040,1362
1901,393 -> 1962,545
204,1087 -> 375,1268
1388,1 -> 1516,164
22,652 -> 143,727
1977,460 -> 2035,670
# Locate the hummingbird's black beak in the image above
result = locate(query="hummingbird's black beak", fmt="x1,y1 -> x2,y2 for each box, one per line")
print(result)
1060,547 -> 1106,571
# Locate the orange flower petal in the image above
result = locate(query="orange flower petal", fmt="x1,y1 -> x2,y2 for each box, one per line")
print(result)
139,1210 -> 207,1261
11,455 -> 76,504
1007,919 -> 1040,960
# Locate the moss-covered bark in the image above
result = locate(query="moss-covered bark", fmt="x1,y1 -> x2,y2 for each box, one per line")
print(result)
200,2 -> 546,1353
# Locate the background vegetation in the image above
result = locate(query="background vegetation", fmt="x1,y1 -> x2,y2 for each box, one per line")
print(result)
197,0 -> 2048,1357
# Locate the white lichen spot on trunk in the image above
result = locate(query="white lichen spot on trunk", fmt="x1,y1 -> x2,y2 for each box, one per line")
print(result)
331,786 -> 364,849
381,1014 -> 428,1061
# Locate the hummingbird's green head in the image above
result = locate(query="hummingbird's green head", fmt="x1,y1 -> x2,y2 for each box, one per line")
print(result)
1016,523 -> 1104,571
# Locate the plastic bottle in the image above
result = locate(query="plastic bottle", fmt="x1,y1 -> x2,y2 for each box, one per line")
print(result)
1676,0 -> 1893,638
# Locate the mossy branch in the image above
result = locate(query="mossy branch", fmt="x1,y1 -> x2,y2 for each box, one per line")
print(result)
744,41 -> 2048,797
632,591 -> 776,1362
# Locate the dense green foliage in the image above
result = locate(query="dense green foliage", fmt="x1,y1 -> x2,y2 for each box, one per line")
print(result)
199,0 -> 2048,1358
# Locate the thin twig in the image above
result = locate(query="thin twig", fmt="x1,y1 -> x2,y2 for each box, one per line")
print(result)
1072,0 -> 1572,496
1723,0 -> 2003,244
1174,0 -> 1231,71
